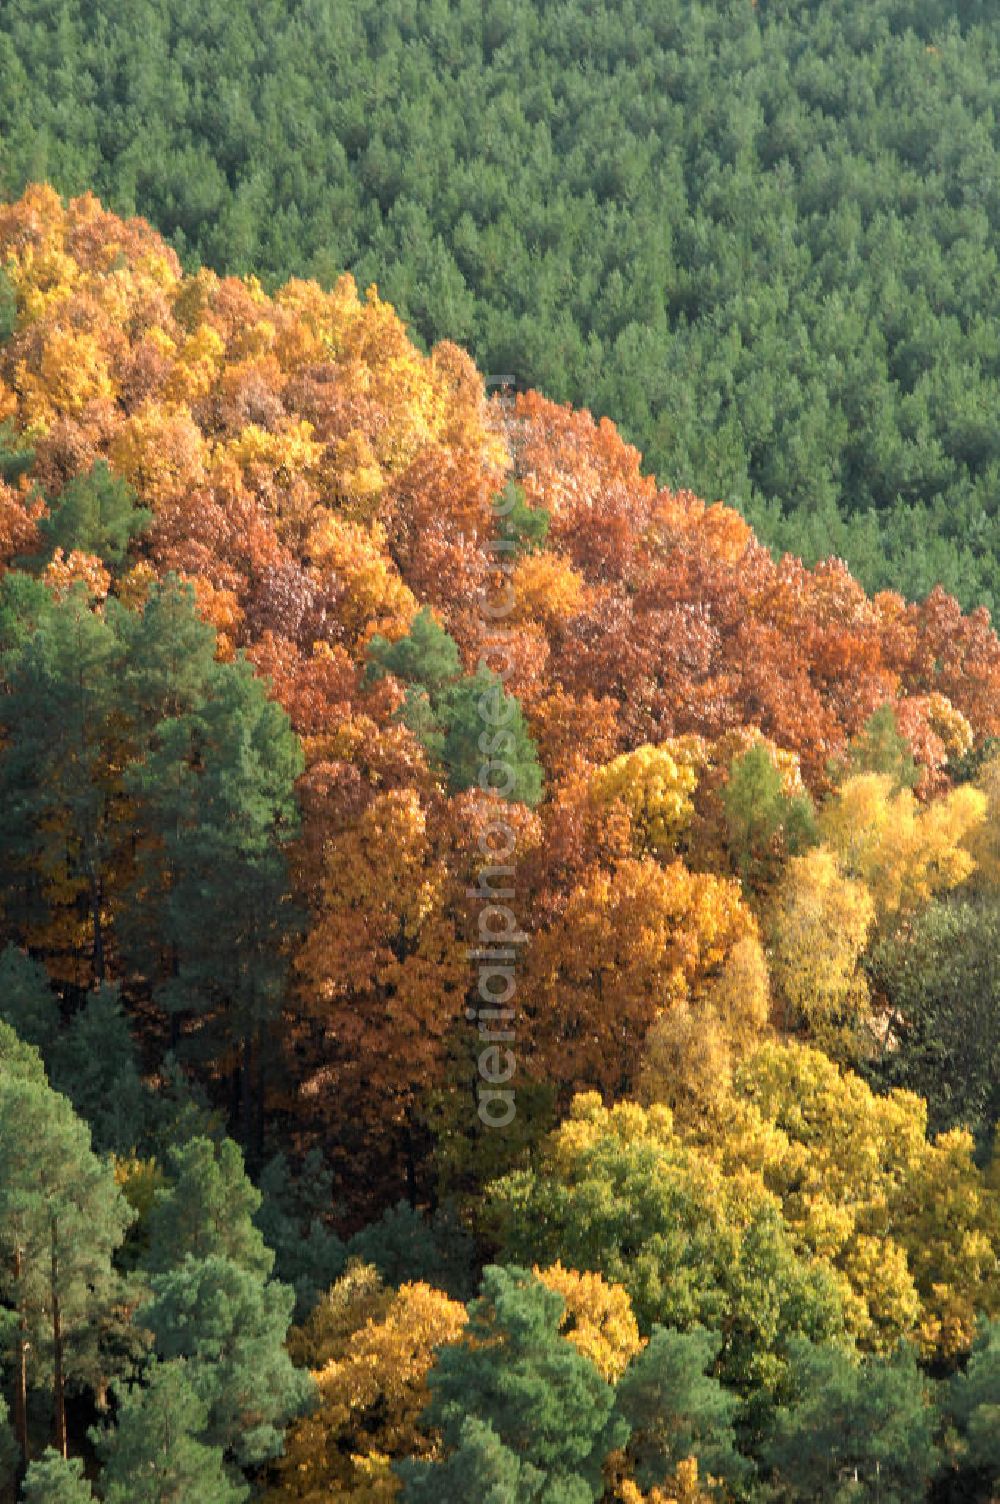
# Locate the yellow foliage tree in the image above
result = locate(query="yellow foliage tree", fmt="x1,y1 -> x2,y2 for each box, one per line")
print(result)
767,845 -> 875,1038
288,1262 -> 390,1371
0,185 -> 83,325
612,1459 -> 714,1504
166,321 -> 225,401
589,740 -> 706,858
638,1004 -> 734,1122
109,402 -> 207,508
819,773 -> 985,921
305,514 -> 417,648
963,750 -> 1000,888
17,326 -> 115,428
699,1039 -> 1000,1356
638,934 -> 770,1120
534,1262 -> 644,1382
328,430 -> 385,518
228,418 -> 325,487
294,789 -> 468,1195
511,550 -> 589,627
525,856 -> 758,1099
270,1271 -> 467,1503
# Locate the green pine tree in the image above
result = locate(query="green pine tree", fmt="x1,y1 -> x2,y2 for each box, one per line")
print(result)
498,481 -> 550,556
765,1339 -> 938,1503
19,1449 -> 95,1503
0,420 -> 33,485
0,946 -> 59,1054
615,1326 -> 749,1494
123,658 -> 303,1155
0,1394 -> 16,1496
439,667 -> 544,807
837,704 -> 918,790
401,1414 -> 547,1504
98,1361 -> 247,1504
48,986 -> 149,1156
254,1151 -> 346,1320
145,1137 -> 273,1278
35,462 -> 150,572
113,577 -> 219,733
346,1199 -> 474,1301
365,606 -> 462,695
141,1255 -> 313,1468
723,744 -> 816,884
0,572 -> 50,658
947,1319 -> 1000,1486
401,1265 -> 627,1503
0,267 -> 16,343
0,1040 -> 134,1463
0,584 -> 122,985
366,610 -> 543,805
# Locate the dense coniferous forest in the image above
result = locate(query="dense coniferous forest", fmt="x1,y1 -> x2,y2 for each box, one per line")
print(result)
0,185 -> 997,1502
4,0 -> 1000,605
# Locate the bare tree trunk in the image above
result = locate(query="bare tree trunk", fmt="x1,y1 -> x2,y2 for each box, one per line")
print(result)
90,867 -> 105,985
254,1032 -> 266,1169
12,1244 -> 29,1466
404,1122 -> 418,1209
49,1221 -> 67,1459
239,1035 -> 253,1157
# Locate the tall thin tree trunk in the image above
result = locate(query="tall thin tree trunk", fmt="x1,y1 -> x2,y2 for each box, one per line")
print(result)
254,1031 -> 266,1168
168,943 -> 180,1050
238,1035 -> 253,1155
90,867 -> 105,985
12,1244 -> 29,1466
404,1123 -> 417,1209
49,1221 -> 67,1459
230,1056 -> 241,1130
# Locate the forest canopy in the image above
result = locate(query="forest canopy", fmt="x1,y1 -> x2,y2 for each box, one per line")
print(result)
0,184 -> 999,1500
3,0 -> 1000,605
